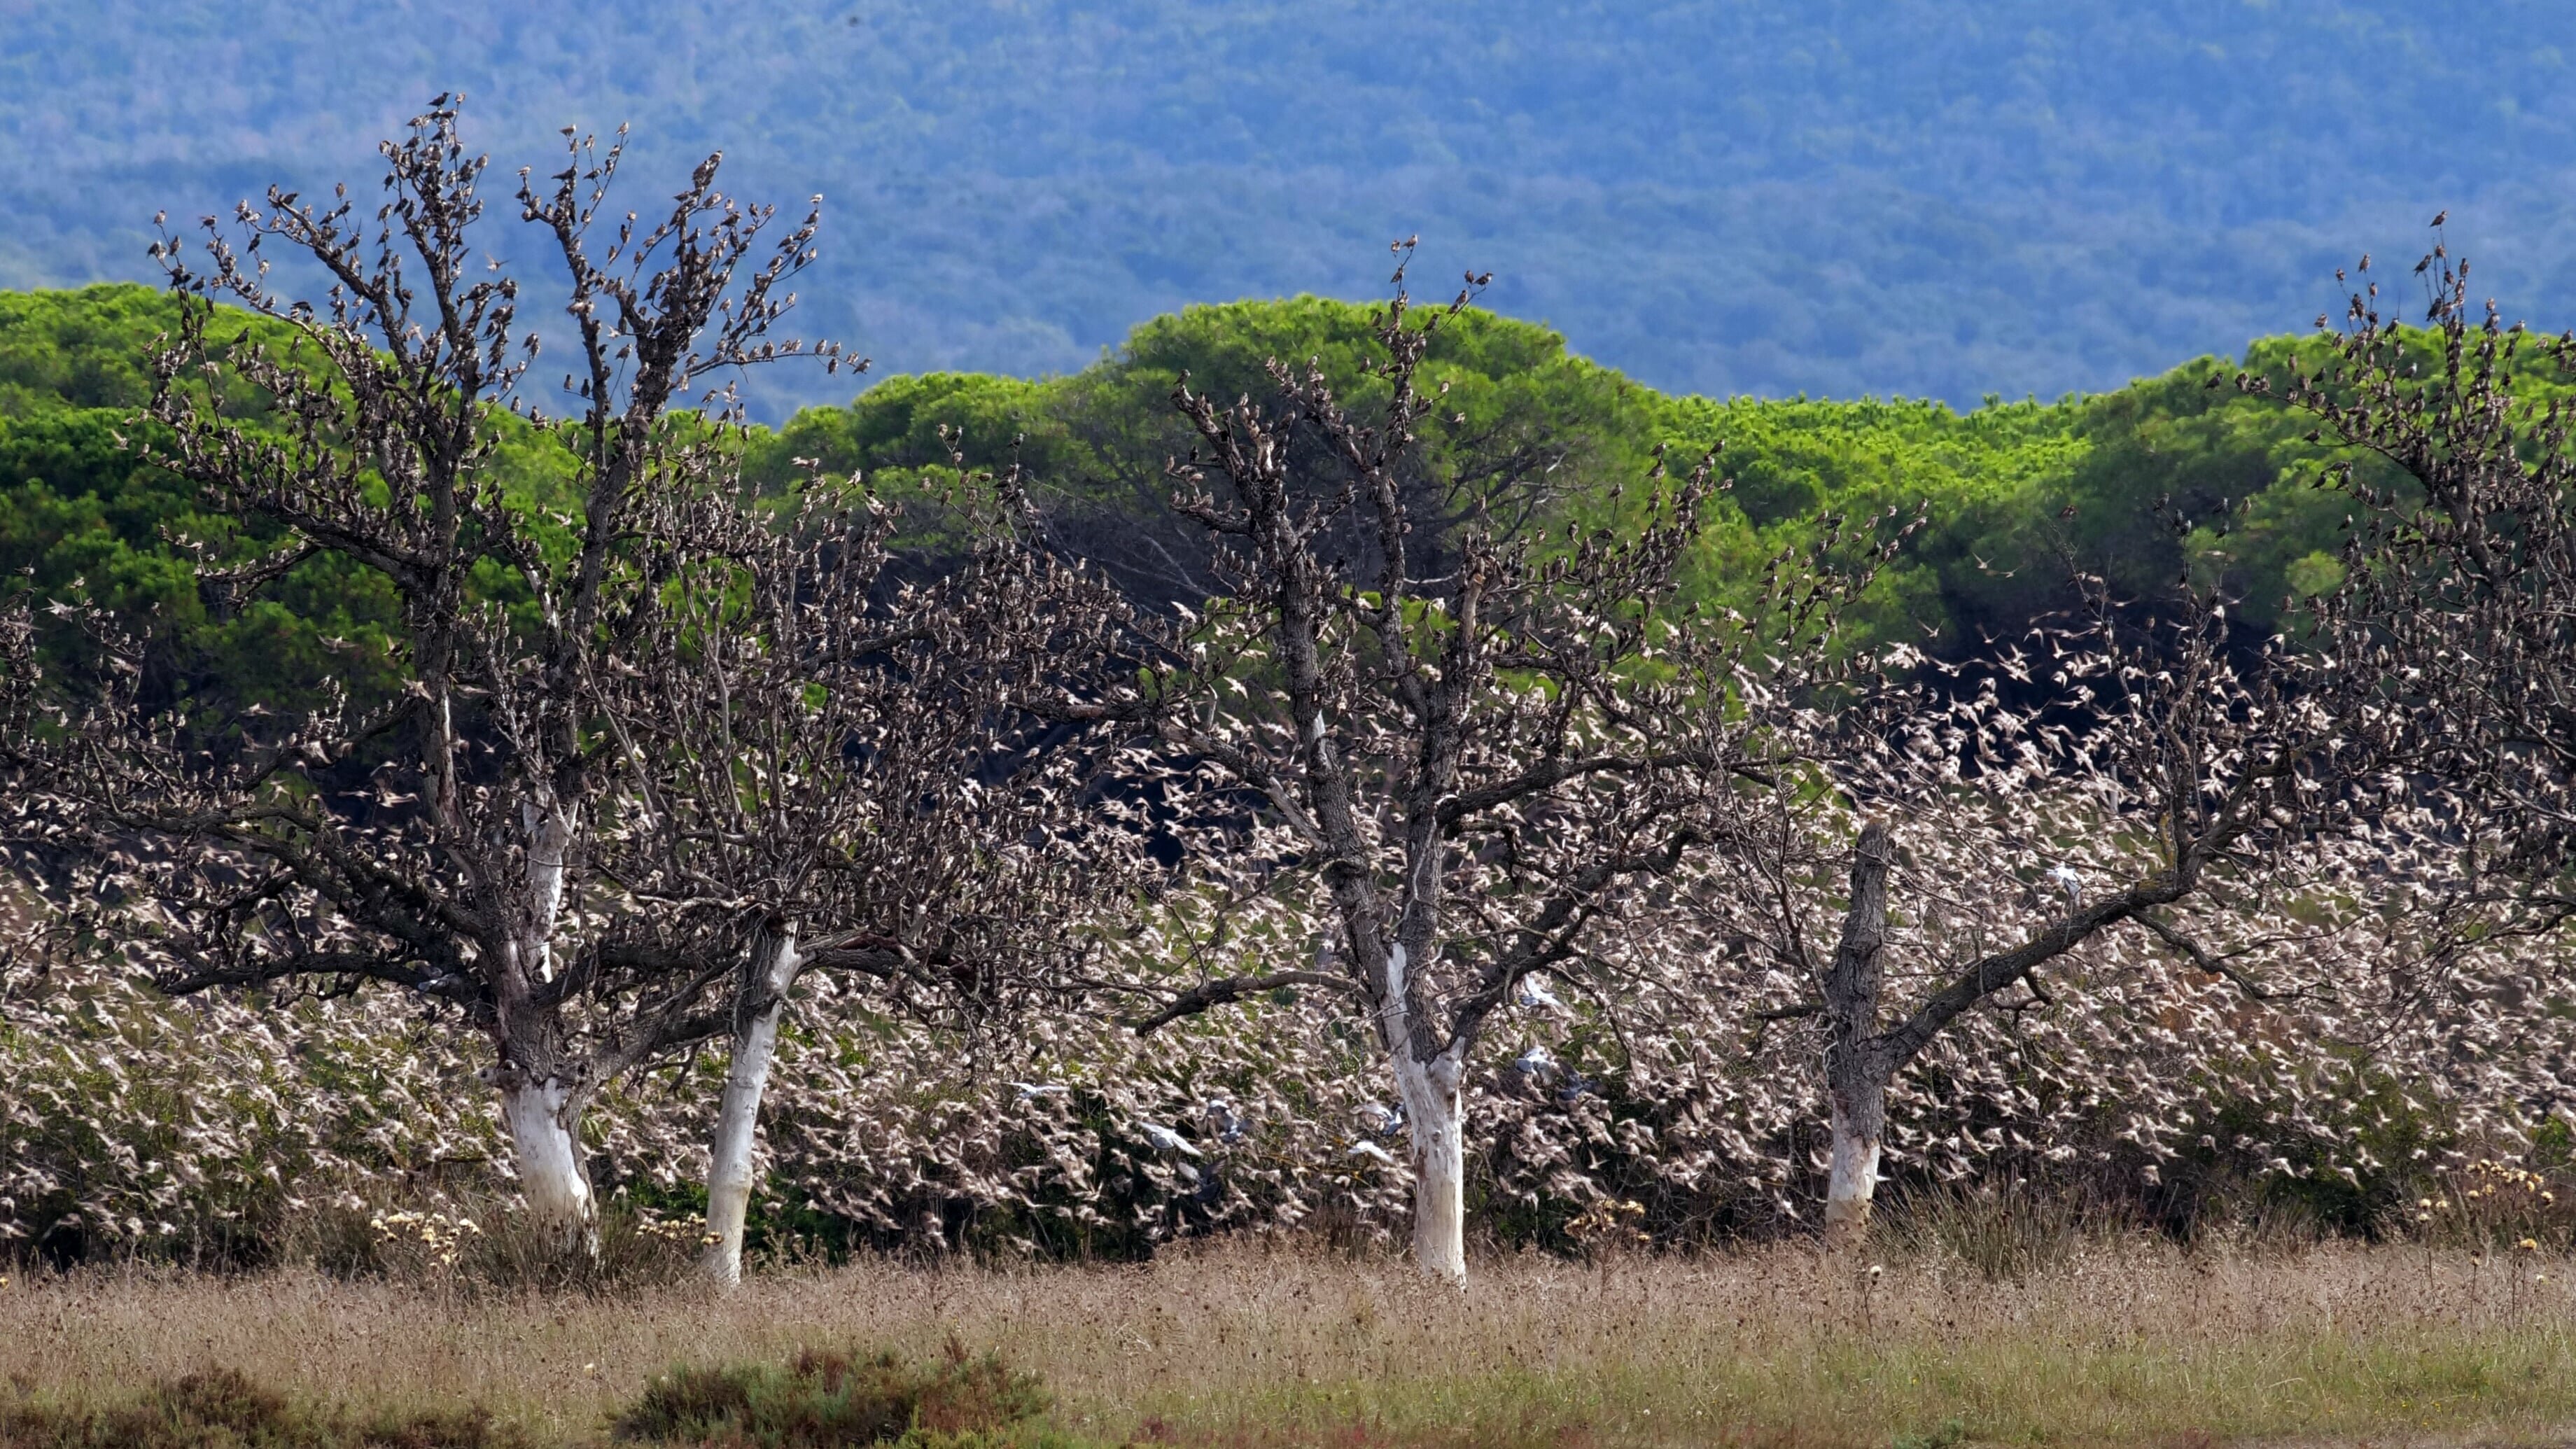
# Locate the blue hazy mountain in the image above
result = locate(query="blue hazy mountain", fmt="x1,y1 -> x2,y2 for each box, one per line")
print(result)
6,1 -> 2572,416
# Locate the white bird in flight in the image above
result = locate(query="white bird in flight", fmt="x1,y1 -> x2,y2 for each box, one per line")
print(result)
1346,1140 -> 1398,1167
2047,863 -> 2083,906
1140,1122 -> 1202,1158
1517,976 -> 1567,1012
1203,1097 -> 1247,1143
1011,1082 -> 1069,1102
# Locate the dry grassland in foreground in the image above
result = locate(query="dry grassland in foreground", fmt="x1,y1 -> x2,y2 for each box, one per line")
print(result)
5,1238 -> 2576,1446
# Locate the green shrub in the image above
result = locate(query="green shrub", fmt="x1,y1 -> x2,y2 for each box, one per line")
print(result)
612,1342 -> 1053,1447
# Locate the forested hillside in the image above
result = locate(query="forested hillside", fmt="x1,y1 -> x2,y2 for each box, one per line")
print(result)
8,1 -> 2576,415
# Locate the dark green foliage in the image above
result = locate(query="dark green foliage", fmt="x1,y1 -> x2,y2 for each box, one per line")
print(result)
747,374 -> 1060,489
0,286 -> 176,418
2537,1116 -> 2574,1172
746,293 -> 2474,654
1650,390 -> 2086,647
0,286 -> 408,715
0,1368 -> 528,1449
750,297 -> 1664,610
0,281 -> 2513,708
612,1345 -> 1051,1448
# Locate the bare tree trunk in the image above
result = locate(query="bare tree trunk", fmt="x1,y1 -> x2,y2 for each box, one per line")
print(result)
1391,1049 -> 1468,1284
498,1076 -> 598,1260
488,789 -> 602,1263
1821,819 -> 1894,1247
485,795 -> 598,1261
523,800 -> 575,982
1823,1074 -> 1888,1241
701,930 -> 801,1286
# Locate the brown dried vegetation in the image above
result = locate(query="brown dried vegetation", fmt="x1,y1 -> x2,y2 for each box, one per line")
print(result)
9,1238 -> 2576,1447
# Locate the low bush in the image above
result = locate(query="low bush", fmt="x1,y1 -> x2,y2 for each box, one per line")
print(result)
0,1367 -> 528,1448
612,1341 -> 1055,1448
0,1350 -> 1068,1448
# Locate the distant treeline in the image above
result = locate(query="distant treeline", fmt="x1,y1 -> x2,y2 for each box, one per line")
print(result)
0,281 -> 2430,708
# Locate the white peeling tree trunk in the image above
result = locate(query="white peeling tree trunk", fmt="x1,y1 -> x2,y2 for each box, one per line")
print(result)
701,930 -> 801,1286
522,800 -> 575,982
1823,1077 -> 1886,1243
1392,1049 -> 1468,1284
499,1076 -> 598,1260
496,797 -> 592,1260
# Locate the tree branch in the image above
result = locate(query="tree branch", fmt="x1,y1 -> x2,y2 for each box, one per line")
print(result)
1126,969 -> 1362,1035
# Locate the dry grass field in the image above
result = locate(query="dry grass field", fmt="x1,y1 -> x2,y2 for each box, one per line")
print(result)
5,1235 -> 2576,1446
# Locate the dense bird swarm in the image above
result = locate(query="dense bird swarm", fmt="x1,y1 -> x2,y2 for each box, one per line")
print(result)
3,109 -> 2576,1276
8,906 -> 2570,1264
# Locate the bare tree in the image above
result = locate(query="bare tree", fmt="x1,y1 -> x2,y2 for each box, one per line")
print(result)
1099,249 -> 1891,1280
1,102 -> 847,1258
589,476 -> 1155,1283
1709,225 -> 2576,1246
2272,225 -> 2576,910
1697,570 -> 2419,1239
